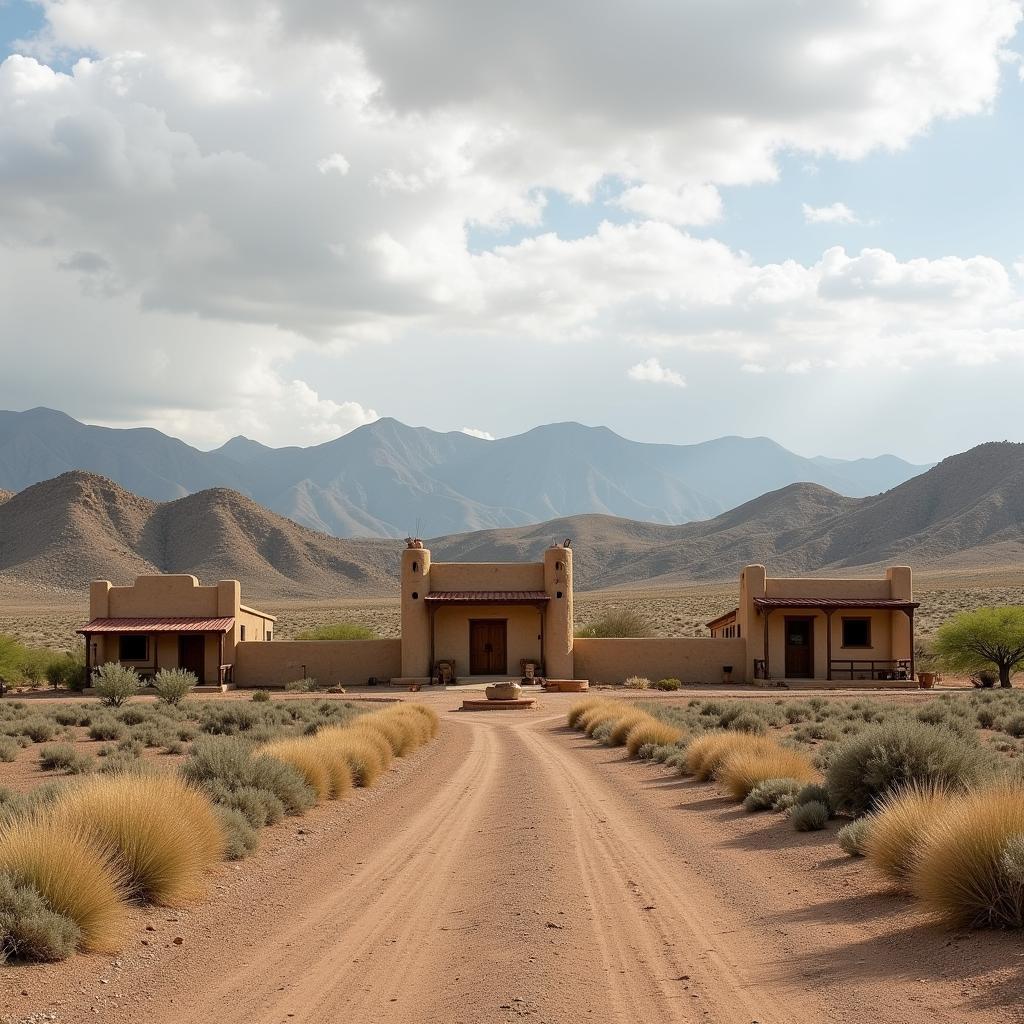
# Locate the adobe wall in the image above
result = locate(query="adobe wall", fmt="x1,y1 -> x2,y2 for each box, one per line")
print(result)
766,608 -> 895,678
100,575 -> 222,618
428,562 -> 545,591
234,639 -> 402,688
432,604 -> 543,677
573,638 -> 748,685
766,577 -> 891,600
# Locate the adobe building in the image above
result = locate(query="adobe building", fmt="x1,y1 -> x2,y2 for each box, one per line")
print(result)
77,552 -> 918,689
78,575 -> 275,684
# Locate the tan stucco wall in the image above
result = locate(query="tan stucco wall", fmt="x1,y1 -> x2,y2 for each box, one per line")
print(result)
234,640 -> 402,688
573,638 -> 748,685
432,605 -> 543,677
766,609 -> 896,679
765,577 -> 891,600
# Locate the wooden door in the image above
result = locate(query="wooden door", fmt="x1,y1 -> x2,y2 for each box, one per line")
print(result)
178,634 -> 206,682
469,620 -> 507,675
784,617 -> 814,679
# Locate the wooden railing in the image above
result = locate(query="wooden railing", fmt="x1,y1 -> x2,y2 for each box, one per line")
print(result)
830,659 -> 912,681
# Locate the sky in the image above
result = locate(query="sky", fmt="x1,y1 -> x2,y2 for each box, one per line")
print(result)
1,1 -> 1023,463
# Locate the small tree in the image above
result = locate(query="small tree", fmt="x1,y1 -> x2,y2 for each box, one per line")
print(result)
935,607 -> 1024,688
152,668 -> 196,706
92,662 -> 140,707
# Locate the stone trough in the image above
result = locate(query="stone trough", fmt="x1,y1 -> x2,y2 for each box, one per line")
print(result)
460,680 -> 536,711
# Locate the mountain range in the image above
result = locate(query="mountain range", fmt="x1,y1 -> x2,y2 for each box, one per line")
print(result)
1,442 -> 1021,598
0,407 -> 929,539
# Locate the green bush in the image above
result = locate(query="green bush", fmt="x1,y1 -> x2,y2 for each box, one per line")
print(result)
92,663 -> 140,707
284,678 -> 321,693
251,690 -> 271,703
0,737 -> 18,763
743,778 -> 802,812
791,800 -> 830,831
727,711 -> 767,735
152,668 -> 196,706
294,622 -> 377,641
0,872 -> 82,962
216,807 -> 259,860
575,610 -> 650,638
654,678 -> 682,691
44,652 -> 88,691
88,718 -> 126,742
38,743 -> 93,774
18,718 -> 55,744
826,720 -> 995,817
794,783 -> 832,811
837,817 -> 873,857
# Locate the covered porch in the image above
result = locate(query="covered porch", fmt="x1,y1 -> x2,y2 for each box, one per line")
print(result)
77,616 -> 236,685
752,597 -> 919,683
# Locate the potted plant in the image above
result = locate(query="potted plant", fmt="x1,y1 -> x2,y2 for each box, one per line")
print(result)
722,665 -> 734,685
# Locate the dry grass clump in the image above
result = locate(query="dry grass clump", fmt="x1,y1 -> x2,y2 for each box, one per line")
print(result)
47,774 -> 225,905
359,713 -> 416,757
911,786 -> 1024,928
566,697 -> 616,729
625,720 -> 683,758
0,871 -> 81,962
337,723 -> 393,771
0,818 -> 127,952
608,711 -> 650,747
405,703 -> 440,739
864,784 -> 953,885
584,704 -> 626,738
315,730 -> 385,787
719,745 -> 818,802
685,732 -> 770,781
259,739 -> 331,801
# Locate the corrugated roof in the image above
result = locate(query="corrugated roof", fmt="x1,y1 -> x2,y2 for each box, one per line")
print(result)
754,598 -> 918,610
706,608 -> 739,628
423,591 -> 550,603
77,617 -> 235,634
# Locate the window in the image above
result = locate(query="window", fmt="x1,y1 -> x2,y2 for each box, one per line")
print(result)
842,617 -> 871,648
240,624 -> 246,641
556,591 -> 563,599
412,592 -> 419,599
412,561 -> 419,573
118,634 -> 148,661
267,630 -> 273,642
555,561 -> 563,571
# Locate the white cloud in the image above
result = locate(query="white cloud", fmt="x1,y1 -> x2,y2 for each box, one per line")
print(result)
785,359 -> 813,375
613,183 -> 722,226
316,153 -> 350,176
461,427 -> 494,440
628,357 -> 687,388
802,201 -> 861,225
740,362 -> 767,374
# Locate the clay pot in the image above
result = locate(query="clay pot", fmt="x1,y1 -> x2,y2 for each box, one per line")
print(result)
485,681 -> 522,701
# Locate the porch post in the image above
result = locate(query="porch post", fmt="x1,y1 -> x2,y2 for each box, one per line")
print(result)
428,605 -> 436,681
762,607 -> 770,680
825,609 -> 833,682
84,634 -> 90,681
218,632 -> 224,685
908,607 -> 916,681
538,602 -> 546,676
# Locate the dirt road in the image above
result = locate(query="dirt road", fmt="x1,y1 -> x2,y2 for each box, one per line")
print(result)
6,700 -> 1023,1023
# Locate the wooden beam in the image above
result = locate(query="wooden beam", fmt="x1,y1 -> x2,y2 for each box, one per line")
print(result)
825,608 -> 833,682
762,608 -> 770,680
908,607 -> 916,681
428,605 -> 436,681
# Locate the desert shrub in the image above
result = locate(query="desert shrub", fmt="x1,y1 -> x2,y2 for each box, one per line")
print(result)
312,730 -> 385,787
911,786 -> 1024,928
977,707 -> 998,729
607,711 -> 649,746
783,702 -> 813,724
216,807 -> 259,861
52,706 -> 90,727
720,745 -> 817,802
972,671 -> 998,689
295,621 -> 377,640
251,690 -> 271,702
152,668 -> 196,706
92,663 -> 140,707
48,774 -> 224,904
117,705 -> 153,726
1003,715 -> 1024,739
864,784 -> 953,884
284,678 -> 321,692
181,738 -> 315,816
356,714 -> 415,757
19,718 -> 56,743
726,711 -> 767,735
626,720 -> 683,758
218,786 -> 285,828
743,778 -> 803,812
98,752 -> 149,776
257,739 -> 330,800
794,783 -> 832,810
575,610 -> 650,638
791,800 -> 830,832
685,732 -> 770,781
584,704 -> 627,738
198,704 -> 259,735
651,743 -> 680,763
88,717 -> 126,742
837,817 -> 873,857
0,872 -> 82,962
654,678 -> 682,691
0,818 -> 127,952
45,652 -> 88,692
0,737 -> 18,763
623,676 -> 651,690
38,743 -> 93,775
406,703 -> 440,739
825,720 -> 995,817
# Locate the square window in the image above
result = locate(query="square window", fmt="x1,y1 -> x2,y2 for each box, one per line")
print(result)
118,634 -> 148,661
240,624 -> 246,642
842,618 -> 871,648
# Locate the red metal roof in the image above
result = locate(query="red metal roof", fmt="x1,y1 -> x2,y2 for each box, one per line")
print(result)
706,607 -> 739,628
77,616 -> 235,634
423,591 -> 550,604
754,598 -> 918,610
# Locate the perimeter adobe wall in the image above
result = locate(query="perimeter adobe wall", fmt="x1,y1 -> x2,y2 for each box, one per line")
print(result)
572,638 -> 748,685
234,640 -> 402,688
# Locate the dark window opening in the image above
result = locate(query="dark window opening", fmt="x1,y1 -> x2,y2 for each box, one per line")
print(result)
240,624 -> 246,642
267,630 -> 273,641
412,592 -> 419,599
118,634 -> 148,661
555,561 -> 563,571
842,617 -> 872,648
412,561 -> 418,573
556,591 -> 563,599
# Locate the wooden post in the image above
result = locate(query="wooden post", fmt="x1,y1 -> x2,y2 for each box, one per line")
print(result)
908,607 -> 916,681
84,634 -> 91,681
428,605 -> 436,682
538,602 -> 546,676
762,607 -> 770,680
825,609 -> 833,682
218,632 -> 224,686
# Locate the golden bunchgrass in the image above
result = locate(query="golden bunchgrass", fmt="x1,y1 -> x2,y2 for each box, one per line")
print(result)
608,711 -> 651,746
567,697 -> 612,728
625,720 -> 684,757
315,730 -> 385,787
910,785 -> 1024,928
685,732 -> 771,781
47,774 -> 225,905
583,704 -> 626,737
0,817 -> 128,951
402,703 -> 440,739
864,784 -> 953,885
718,745 -> 817,802
259,739 -> 331,801
340,723 -> 395,769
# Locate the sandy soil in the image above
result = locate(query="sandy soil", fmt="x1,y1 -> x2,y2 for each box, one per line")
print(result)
4,693 -> 1024,1024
